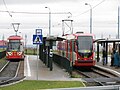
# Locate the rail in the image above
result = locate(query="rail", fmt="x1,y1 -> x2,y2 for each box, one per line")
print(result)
0,61 -> 24,85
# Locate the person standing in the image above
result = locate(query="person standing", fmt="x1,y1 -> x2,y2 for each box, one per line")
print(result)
113,50 -> 120,68
102,48 -> 107,65
111,48 -> 115,66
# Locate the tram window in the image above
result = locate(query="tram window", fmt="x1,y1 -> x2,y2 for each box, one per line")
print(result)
68,43 -> 70,51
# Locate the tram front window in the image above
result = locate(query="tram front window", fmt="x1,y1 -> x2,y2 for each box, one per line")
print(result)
8,42 -> 20,51
7,40 -> 21,51
77,36 -> 93,58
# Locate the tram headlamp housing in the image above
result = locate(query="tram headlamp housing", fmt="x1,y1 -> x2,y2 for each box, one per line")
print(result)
17,52 -> 22,55
7,52 -> 12,56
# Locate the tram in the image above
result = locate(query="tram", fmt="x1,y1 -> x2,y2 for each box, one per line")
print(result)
57,32 -> 95,67
6,35 -> 24,60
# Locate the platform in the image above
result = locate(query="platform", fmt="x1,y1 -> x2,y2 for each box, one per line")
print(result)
24,55 -> 84,81
24,55 -> 120,81
96,55 -> 120,76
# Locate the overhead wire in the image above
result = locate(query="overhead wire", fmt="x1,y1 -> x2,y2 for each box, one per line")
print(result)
1,0 -> 106,32
2,0 -> 15,33
2,0 -> 12,17
1,0 -> 106,17
73,0 -> 106,18
11,10 -> 69,14
0,10 -> 70,15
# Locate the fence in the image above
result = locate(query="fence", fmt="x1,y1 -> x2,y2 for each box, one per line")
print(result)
0,51 -> 6,59
53,54 -> 71,73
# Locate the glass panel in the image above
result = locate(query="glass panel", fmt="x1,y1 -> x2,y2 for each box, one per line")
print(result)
77,36 -> 93,58
7,40 -> 23,52
77,36 -> 93,53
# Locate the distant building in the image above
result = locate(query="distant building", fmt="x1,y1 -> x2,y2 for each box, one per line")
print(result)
0,40 -> 7,48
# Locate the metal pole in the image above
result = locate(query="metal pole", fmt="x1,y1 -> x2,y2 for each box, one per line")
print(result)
90,7 -> 92,34
49,9 -> 51,36
47,46 -> 50,68
97,43 -> 99,62
49,41 -> 53,71
118,6 -> 120,39
62,20 -> 65,36
45,7 -> 51,36
25,34 -> 27,54
71,20 -> 73,34
36,44 -> 39,80
118,6 -> 120,54
85,3 -> 92,34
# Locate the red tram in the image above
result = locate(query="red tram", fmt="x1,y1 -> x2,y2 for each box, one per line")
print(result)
57,32 -> 95,67
6,35 -> 24,60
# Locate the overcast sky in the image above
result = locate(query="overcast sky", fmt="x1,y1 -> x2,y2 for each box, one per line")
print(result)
0,0 -> 119,45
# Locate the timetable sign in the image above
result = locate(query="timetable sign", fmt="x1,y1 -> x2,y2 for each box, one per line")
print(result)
36,29 -> 42,35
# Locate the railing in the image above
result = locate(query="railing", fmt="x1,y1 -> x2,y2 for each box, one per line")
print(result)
0,51 -> 6,59
53,54 -> 71,73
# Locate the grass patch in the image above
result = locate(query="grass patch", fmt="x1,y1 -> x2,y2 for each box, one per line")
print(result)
71,74 -> 82,78
0,49 -> 6,52
0,57 -> 6,62
71,72 -> 84,78
0,80 -> 85,90
0,57 -> 7,69
25,49 -> 37,55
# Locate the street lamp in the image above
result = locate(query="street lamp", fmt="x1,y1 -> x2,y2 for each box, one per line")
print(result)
45,7 -> 51,36
118,6 -> 120,39
85,3 -> 92,34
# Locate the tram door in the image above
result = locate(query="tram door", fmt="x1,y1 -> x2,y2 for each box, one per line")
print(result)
68,40 -> 71,60
71,40 -> 75,63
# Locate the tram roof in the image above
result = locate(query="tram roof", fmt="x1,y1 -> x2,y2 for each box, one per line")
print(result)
8,35 -> 23,40
94,38 -> 120,43
43,36 -> 65,41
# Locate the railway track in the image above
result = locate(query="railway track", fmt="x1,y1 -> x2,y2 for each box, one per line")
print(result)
92,66 -> 118,78
73,66 -> 120,86
0,60 -> 24,86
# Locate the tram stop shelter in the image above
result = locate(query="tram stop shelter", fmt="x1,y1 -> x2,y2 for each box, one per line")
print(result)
95,38 -> 120,64
39,36 -> 65,71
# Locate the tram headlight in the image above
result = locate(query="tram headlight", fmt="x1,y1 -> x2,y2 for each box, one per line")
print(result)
17,52 -> 22,55
78,58 -> 80,60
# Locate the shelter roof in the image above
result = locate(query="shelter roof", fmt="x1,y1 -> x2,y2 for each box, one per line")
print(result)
94,38 -> 120,43
43,36 -> 65,41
